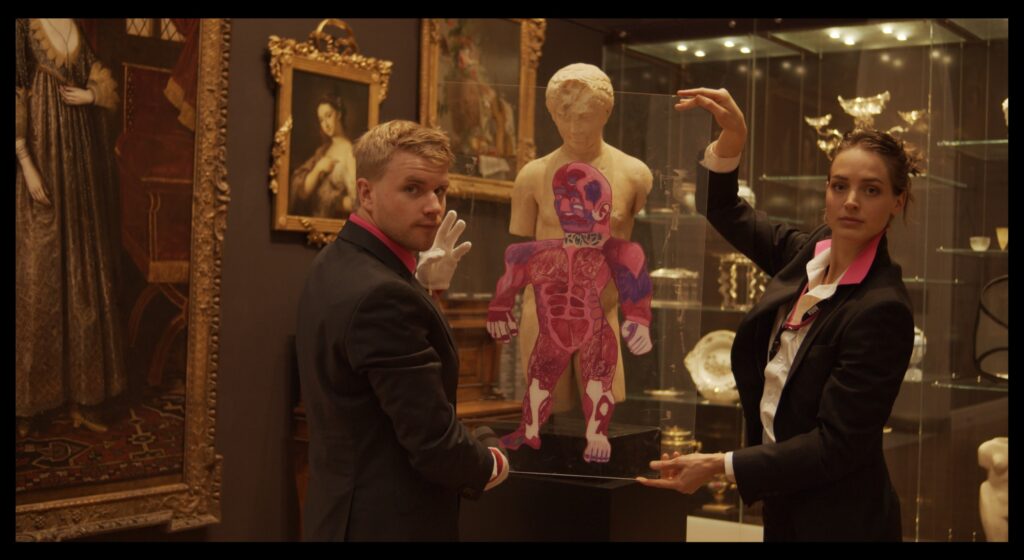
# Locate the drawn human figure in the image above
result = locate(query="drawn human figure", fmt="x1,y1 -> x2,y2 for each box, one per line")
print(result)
290,93 -> 357,218
510,63 -> 653,414
487,162 -> 653,463
15,18 -> 125,435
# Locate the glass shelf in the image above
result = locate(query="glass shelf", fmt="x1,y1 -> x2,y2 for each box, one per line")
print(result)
634,390 -> 743,409
935,139 -> 1008,162
902,276 -> 968,286
636,210 -> 704,225
935,247 -> 1009,257
639,209 -> 804,227
761,174 -> 967,190
651,301 -> 748,313
930,373 -> 1008,393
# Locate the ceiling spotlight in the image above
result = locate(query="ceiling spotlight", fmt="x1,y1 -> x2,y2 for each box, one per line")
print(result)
943,55 -> 952,64
738,64 -> 749,73
695,50 -> 706,58
893,59 -> 904,68
782,61 -> 792,69
896,33 -> 908,41
844,37 -> 856,46
931,49 -> 941,59
829,30 -> 841,39
724,40 -> 735,48
740,46 -> 751,54
881,53 -> 891,62
677,44 -> 688,52
882,25 -> 894,34
795,66 -> 806,76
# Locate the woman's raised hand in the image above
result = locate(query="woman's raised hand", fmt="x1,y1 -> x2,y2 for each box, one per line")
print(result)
675,88 -> 747,159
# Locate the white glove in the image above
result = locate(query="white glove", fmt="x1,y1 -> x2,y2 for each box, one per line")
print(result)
415,210 -> 472,291
484,447 -> 509,491
622,320 -> 653,355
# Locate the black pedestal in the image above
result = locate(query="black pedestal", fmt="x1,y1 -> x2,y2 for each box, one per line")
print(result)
491,414 -> 661,478
459,474 -> 688,541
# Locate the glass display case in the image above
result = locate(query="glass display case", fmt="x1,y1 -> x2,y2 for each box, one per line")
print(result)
604,18 -> 1008,541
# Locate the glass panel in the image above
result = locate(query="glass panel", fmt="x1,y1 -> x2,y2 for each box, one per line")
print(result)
443,81 -> 710,481
604,18 -> 1008,540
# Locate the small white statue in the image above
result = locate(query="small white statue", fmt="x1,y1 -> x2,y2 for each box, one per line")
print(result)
978,437 -> 1008,542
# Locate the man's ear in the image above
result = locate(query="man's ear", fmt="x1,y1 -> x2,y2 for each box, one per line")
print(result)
592,202 -> 611,222
357,178 -> 373,212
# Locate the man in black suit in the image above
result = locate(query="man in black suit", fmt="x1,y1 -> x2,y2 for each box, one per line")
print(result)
296,120 -> 508,541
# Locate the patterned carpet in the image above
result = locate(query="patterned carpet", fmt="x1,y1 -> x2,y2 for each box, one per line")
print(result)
16,392 -> 185,494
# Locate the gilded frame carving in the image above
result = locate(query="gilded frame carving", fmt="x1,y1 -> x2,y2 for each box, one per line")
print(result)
419,18 -> 546,202
15,18 -> 230,541
268,19 -> 393,246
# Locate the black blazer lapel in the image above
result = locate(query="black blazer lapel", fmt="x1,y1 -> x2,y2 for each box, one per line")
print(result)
338,220 -> 416,282
783,234 -> 895,389
339,222 -> 460,357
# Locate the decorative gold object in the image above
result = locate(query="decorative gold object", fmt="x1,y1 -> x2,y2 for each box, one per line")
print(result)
268,19 -> 393,246
661,425 -> 702,456
702,473 -> 737,513
805,114 -> 843,157
650,267 -> 701,308
1002,98 -> 1009,127
888,109 -> 928,139
716,253 -> 767,311
838,91 -> 891,129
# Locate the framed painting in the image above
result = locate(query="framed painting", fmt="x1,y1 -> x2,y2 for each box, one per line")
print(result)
269,19 -> 393,246
419,18 -> 546,201
15,18 -> 229,540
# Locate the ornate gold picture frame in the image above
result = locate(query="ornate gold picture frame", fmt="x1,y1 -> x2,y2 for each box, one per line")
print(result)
15,18 -> 229,540
269,19 -> 393,246
419,18 -> 545,202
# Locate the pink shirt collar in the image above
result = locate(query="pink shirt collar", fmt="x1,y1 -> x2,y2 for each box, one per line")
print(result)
348,213 -> 417,274
813,232 -> 883,286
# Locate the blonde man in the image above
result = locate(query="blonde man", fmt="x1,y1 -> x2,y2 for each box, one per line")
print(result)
296,120 -> 507,541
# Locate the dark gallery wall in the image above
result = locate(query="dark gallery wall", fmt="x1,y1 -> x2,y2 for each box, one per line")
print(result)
83,17 -> 604,541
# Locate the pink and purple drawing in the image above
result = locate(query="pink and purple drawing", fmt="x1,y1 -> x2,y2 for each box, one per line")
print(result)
487,162 -> 652,463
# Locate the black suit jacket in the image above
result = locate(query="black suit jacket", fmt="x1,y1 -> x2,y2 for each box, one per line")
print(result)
698,167 -> 914,541
295,221 -> 494,541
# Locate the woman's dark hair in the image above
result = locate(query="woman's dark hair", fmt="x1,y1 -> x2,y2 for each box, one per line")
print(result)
829,129 -> 924,223
316,93 -> 347,139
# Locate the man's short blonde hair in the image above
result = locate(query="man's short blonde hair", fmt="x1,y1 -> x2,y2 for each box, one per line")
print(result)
354,120 -> 454,181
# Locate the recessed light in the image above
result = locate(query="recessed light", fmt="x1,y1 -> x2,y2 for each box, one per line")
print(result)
677,44 -> 688,52
829,30 -> 841,39
882,25 -> 894,34
881,53 -> 891,62
896,33 -> 908,41
740,47 -> 751,54
844,37 -> 856,46
695,50 -> 706,58
724,40 -> 735,48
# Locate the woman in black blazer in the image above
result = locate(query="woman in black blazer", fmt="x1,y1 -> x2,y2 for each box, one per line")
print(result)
638,88 -> 918,541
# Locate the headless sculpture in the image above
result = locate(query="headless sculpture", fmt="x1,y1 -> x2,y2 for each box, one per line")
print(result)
488,162 -> 652,463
